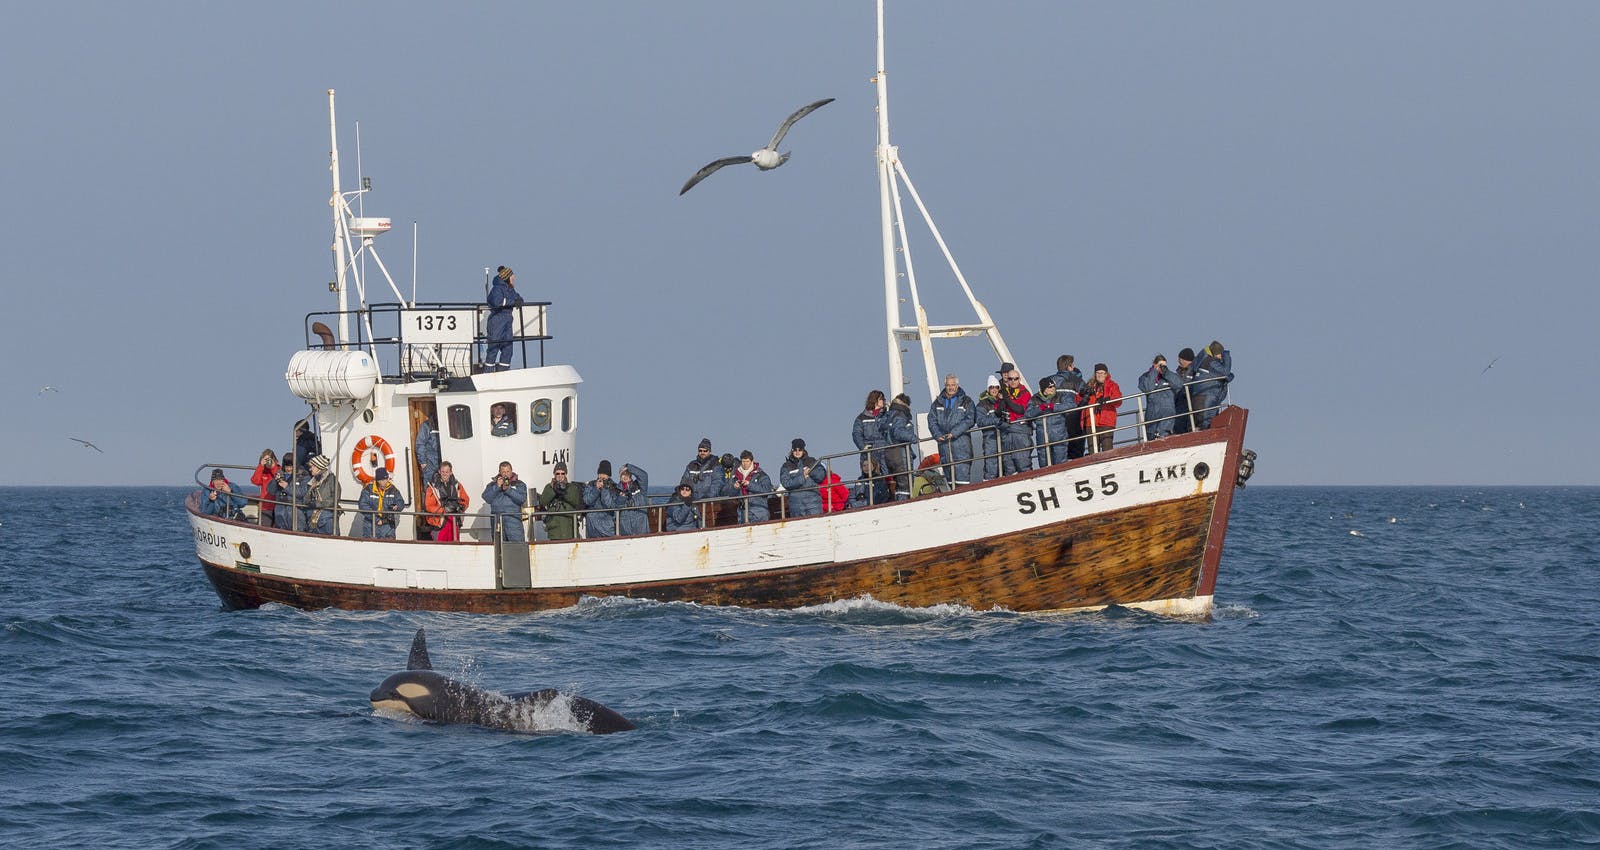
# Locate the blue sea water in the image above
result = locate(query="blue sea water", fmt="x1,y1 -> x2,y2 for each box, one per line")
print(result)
1,486 -> 1597,849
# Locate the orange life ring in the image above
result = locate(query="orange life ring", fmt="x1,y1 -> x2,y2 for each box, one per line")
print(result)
350,435 -> 397,484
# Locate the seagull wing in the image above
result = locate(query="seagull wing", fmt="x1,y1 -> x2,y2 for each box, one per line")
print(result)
69,437 -> 104,453
765,98 -> 835,151
679,156 -> 753,196
1479,356 -> 1500,376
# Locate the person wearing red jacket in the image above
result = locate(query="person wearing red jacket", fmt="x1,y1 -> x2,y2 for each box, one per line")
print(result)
250,448 -> 280,527
1078,363 -> 1122,453
819,470 -> 850,513
997,363 -> 1033,476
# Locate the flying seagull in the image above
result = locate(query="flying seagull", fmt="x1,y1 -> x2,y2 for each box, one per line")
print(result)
679,98 -> 835,195
69,437 -> 104,453
1479,356 -> 1500,376
37,385 -> 58,396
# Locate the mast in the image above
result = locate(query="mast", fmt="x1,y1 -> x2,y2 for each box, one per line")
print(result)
874,0 -> 1018,399
328,89 -> 350,346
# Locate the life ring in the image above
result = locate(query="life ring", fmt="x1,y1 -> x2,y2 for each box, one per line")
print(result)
351,435 -> 397,484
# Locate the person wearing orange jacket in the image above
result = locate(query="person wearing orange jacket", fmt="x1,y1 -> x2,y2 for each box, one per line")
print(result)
423,461 -> 471,542
1078,363 -> 1123,453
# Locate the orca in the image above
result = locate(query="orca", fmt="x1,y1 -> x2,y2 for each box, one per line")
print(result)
369,628 -> 635,734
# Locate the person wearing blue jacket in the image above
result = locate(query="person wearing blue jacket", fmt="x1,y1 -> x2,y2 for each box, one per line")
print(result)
1137,354 -> 1179,439
481,461 -> 529,542
722,451 -> 774,523
928,374 -> 976,488
414,413 -> 440,485
883,394 -> 920,500
683,438 -> 722,502
1187,341 -> 1234,430
974,375 -> 1002,482
200,469 -> 250,520
849,455 -> 892,508
1047,355 -> 1088,459
664,480 -> 702,531
617,463 -> 650,536
583,460 -> 622,538
852,389 -> 887,471
1027,378 -> 1070,468
484,265 -> 525,372
268,453 -> 310,530
779,439 -> 827,517
355,469 -> 407,539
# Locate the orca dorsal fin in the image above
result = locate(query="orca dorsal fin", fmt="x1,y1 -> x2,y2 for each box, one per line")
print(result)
407,627 -> 433,670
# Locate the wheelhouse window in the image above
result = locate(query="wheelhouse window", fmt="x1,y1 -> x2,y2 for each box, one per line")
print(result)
447,404 -> 472,440
530,398 -> 553,435
561,396 -> 574,433
490,401 -> 518,437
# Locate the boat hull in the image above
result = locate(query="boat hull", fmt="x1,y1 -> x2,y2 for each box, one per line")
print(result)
193,407 -> 1247,616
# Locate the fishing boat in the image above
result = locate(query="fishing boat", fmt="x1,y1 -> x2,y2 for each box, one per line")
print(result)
187,2 -> 1253,616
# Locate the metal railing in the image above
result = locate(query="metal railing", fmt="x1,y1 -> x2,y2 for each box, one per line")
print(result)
193,377 -> 1232,542
303,300 -> 553,380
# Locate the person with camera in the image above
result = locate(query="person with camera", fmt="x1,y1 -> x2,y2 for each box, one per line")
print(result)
883,393 -> 920,499
1138,353 -> 1180,440
423,461 -> 471,542
1027,377 -> 1069,468
484,265 -> 524,372
1186,340 -> 1234,430
1047,354 -> 1089,459
536,461 -> 583,540
269,452 -> 309,531
664,479 -> 702,531
974,375 -> 1002,482
582,460 -> 623,538
481,460 -> 529,543
249,448 -> 280,527
355,468 -> 407,539
201,468 -> 249,520
616,463 -> 650,536
851,389 -> 887,473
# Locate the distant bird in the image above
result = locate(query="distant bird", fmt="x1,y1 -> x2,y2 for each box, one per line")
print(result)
37,385 -> 58,396
679,98 -> 835,195
69,437 -> 104,453
1479,356 -> 1500,376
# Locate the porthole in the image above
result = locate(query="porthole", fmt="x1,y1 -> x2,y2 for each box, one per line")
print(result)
1193,462 -> 1210,481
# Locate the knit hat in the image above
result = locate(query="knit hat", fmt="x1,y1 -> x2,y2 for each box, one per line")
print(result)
987,374 -> 1001,388
997,361 -> 1015,374
310,455 -> 331,472
374,468 -> 390,481
791,438 -> 806,451
677,478 -> 693,491
720,452 -> 737,470
1039,377 -> 1056,390
497,265 -> 513,280
1179,347 -> 1195,362
597,460 -> 612,476
553,461 -> 568,473
210,468 -> 226,480
698,437 -> 712,451
1093,363 -> 1109,374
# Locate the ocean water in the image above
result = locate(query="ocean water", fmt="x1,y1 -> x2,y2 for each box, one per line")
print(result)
1,486 -> 1597,849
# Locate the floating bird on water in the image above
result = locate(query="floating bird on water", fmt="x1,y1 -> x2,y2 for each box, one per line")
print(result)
69,437 -> 104,453
679,98 -> 835,195
1480,356 -> 1500,376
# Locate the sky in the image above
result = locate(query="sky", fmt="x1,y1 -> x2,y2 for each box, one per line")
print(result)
2,1 -> 1597,486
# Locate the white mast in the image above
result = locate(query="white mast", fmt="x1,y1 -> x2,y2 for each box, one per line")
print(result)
874,0 -> 1018,399
328,89 -> 350,346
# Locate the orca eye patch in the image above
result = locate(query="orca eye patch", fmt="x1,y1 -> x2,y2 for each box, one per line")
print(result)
396,683 -> 432,699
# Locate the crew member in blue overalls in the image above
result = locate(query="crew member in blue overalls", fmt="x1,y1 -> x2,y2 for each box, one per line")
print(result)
484,265 -> 524,372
